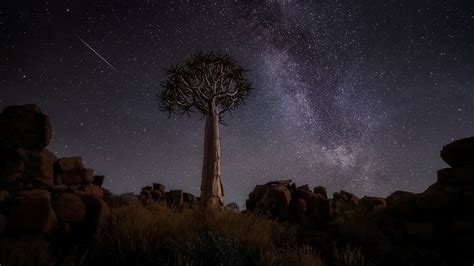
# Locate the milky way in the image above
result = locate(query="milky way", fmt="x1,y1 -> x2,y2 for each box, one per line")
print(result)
2,0 -> 473,206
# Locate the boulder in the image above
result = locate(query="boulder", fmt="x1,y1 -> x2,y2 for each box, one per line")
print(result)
437,167 -> 474,185
52,193 -> 86,222
245,198 -> 256,211
60,168 -> 94,184
141,186 -> 153,191
50,184 -> 68,194
252,184 -> 270,199
440,137 -> 474,167
81,196 -> 110,233
0,235 -> 50,258
140,190 -> 152,205
0,148 -> 24,184
55,156 -> 84,172
333,190 -> 360,211
297,184 -> 311,191
152,183 -> 166,192
166,190 -> 183,207
16,148 -> 57,185
463,191 -> 474,216
183,192 -> 195,203
151,190 -> 163,201
386,191 -> 418,217
266,179 -> 292,186
270,184 -> 291,206
313,186 -> 328,199
7,189 -> 57,233
294,189 -> 330,223
0,104 -> 52,149
82,183 -> 104,198
416,190 -> 456,210
360,196 -> 386,211
92,175 -> 105,187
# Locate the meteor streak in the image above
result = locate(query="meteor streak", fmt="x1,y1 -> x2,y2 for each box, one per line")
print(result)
75,34 -> 117,71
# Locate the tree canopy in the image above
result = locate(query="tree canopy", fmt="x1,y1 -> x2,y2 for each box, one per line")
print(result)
160,52 -> 253,119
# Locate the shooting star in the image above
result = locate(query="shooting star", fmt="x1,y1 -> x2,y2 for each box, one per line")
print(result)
75,34 -> 117,71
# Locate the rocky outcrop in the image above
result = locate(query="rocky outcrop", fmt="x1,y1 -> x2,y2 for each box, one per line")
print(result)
0,104 -> 52,149
0,104 -> 111,240
245,136 -> 474,265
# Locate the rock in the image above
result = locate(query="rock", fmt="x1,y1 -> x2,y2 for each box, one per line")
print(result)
16,149 -> 57,185
50,184 -> 68,194
52,193 -> 86,222
7,189 -> 57,233
82,183 -> 104,198
245,198 -> 256,211
92,175 -> 105,187
416,190 -> 456,210
0,148 -> 24,184
440,137 -> 474,167
333,190 -> 360,211
102,187 -> 112,201
55,156 -> 84,172
141,186 -> 153,191
0,235 -> 49,258
152,183 -> 166,192
60,168 -> 94,184
0,190 -> 10,201
252,185 -> 270,199
404,222 -> 434,238
296,198 -> 307,213
166,190 -> 183,207
82,196 -> 110,231
313,186 -> 328,199
294,189 -> 330,223
360,196 -> 386,211
297,184 -> 311,191
0,215 -> 5,234
463,191 -> 474,216
386,191 -> 418,217
270,184 -> 291,206
437,167 -> 474,185
140,190 -> 152,205
266,179 -> 292,186
183,192 -> 195,203
0,104 -> 52,149
151,190 -> 163,201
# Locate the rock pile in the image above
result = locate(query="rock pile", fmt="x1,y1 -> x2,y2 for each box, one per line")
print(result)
0,105 -> 110,240
245,179 -> 367,225
138,183 -> 199,209
384,136 -> 474,259
245,137 -> 474,265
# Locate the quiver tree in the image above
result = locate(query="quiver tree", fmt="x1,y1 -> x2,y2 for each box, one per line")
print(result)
160,52 -> 252,208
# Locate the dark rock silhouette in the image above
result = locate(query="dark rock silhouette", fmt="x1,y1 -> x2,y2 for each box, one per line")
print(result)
0,104 -> 52,149
0,104 -> 111,256
440,137 -> 474,167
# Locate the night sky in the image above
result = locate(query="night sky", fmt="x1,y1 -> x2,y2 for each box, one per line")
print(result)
1,0 -> 473,206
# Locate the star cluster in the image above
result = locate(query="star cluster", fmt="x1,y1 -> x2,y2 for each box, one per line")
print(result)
1,0 -> 473,205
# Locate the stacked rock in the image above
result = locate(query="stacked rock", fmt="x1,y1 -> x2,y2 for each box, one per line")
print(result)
246,180 -> 333,225
0,105 -> 110,239
139,183 -> 199,209
383,137 -> 474,262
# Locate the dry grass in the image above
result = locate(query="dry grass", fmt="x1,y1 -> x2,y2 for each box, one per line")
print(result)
89,203 -> 304,265
0,202 -> 374,266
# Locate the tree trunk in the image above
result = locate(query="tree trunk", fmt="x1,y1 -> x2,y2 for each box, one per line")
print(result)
200,113 -> 223,208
